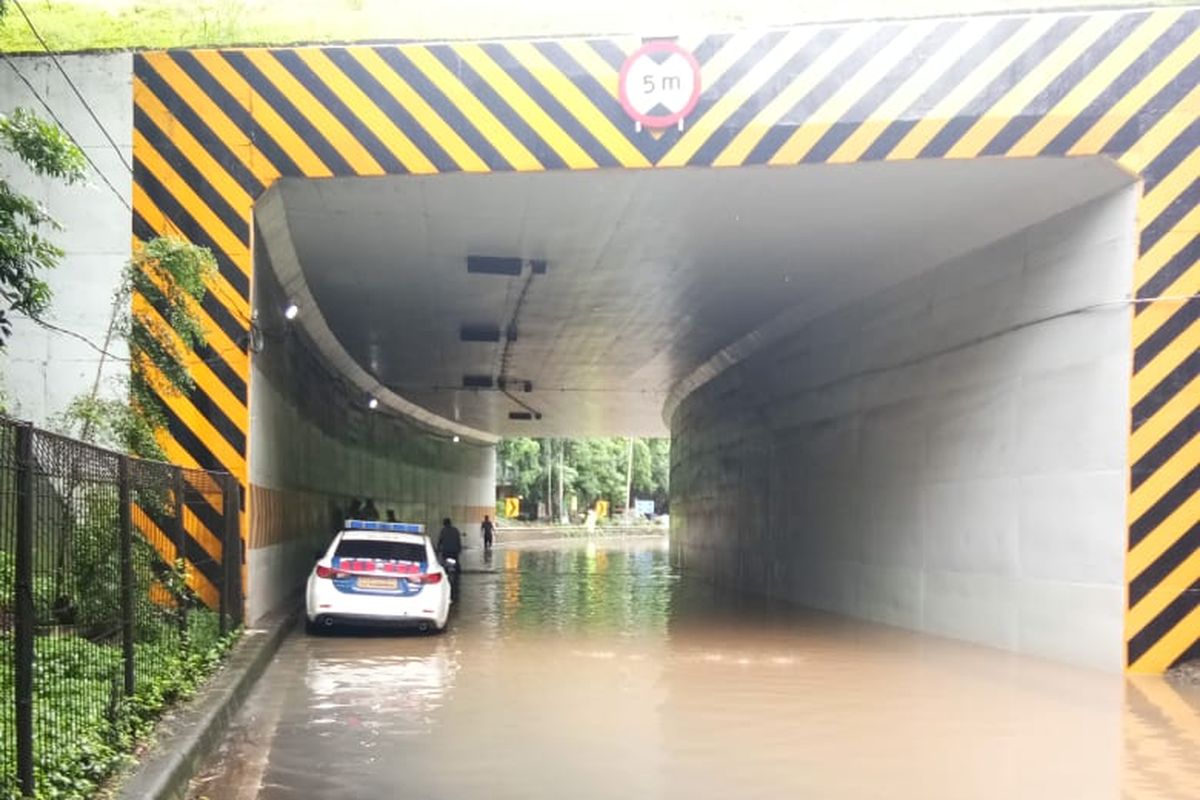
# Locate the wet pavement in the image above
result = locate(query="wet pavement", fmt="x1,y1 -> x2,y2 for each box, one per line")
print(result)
189,537 -> 1200,800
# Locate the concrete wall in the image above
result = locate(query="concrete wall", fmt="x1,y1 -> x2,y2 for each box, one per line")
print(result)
671,187 -> 1137,672
0,54 -> 131,423
247,245 -> 495,620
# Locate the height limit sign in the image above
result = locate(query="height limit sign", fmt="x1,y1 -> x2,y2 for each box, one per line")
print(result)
618,40 -> 701,133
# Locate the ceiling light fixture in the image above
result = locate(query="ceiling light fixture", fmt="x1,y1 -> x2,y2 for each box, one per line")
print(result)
367,396 -> 379,410
462,374 -> 495,389
452,435 -> 461,443
284,302 -> 299,320
466,255 -> 523,276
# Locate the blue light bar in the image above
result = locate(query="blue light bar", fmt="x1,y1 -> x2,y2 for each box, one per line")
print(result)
344,519 -> 425,533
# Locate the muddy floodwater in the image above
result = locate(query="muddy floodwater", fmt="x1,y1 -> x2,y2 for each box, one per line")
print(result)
189,536 -> 1200,800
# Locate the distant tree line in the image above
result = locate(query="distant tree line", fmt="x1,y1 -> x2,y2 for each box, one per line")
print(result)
496,437 -> 669,520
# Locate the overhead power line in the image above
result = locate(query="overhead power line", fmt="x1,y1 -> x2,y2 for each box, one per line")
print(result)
11,0 -> 133,175
1,54 -> 132,213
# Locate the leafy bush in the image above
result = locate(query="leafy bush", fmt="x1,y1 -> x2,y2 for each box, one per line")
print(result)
0,611 -> 238,799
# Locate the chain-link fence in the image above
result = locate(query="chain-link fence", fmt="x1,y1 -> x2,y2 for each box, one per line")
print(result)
0,417 -> 242,798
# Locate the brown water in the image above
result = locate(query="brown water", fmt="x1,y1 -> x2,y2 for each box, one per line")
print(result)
189,537 -> 1200,800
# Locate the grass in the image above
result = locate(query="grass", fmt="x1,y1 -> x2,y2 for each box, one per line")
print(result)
0,0 -> 1193,53
0,610 -> 237,800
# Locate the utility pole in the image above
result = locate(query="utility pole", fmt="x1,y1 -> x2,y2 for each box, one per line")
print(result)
625,437 -> 635,519
557,438 -> 565,524
544,438 -> 553,522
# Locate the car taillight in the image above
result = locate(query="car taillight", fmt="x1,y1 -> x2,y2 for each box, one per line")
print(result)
417,572 -> 443,584
315,565 -> 347,579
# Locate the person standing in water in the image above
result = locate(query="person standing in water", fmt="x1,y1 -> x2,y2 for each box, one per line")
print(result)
481,515 -> 495,551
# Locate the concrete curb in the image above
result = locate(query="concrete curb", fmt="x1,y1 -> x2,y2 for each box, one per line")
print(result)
113,609 -> 297,800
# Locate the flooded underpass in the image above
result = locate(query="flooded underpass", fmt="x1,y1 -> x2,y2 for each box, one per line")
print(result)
189,537 -> 1200,800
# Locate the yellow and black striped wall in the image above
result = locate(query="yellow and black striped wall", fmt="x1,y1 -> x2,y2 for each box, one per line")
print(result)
130,6 -> 1198,672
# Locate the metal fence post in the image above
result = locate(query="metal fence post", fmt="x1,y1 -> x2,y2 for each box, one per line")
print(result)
221,475 -> 243,633
172,468 -> 187,637
14,423 -> 36,797
218,477 -> 229,634
118,455 -> 135,696
232,490 -> 244,627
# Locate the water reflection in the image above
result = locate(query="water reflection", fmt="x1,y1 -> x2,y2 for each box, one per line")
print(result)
486,536 -> 674,636
304,644 -> 457,733
190,536 -> 1200,800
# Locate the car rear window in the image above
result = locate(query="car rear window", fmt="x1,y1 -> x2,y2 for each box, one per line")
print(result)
334,539 -> 427,563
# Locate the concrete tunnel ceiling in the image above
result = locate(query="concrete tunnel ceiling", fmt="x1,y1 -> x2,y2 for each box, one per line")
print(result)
255,157 -> 1133,438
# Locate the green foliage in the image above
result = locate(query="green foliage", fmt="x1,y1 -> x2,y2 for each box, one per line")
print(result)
496,437 -> 545,502
496,437 -> 670,517
124,237 -> 215,451
565,439 -> 628,507
0,109 -> 86,183
0,613 -> 239,800
0,107 -> 86,344
0,550 -> 11,607
6,487 -> 187,637
0,0 -> 1178,53
0,483 -> 196,637
641,438 -> 671,500
53,395 -> 163,461
56,236 -> 215,459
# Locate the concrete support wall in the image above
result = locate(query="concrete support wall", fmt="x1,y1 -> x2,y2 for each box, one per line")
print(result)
247,248 -> 494,621
0,54 -> 131,423
671,189 -> 1136,672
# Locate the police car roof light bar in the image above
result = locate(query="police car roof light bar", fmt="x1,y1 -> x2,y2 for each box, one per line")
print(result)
344,519 -> 425,533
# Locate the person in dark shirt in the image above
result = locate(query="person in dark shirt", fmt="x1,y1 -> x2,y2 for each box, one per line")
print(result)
362,498 -> 380,520
436,517 -> 462,560
481,515 -> 495,551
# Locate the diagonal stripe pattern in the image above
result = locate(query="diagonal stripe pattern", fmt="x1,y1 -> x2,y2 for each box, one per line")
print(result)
132,6 -> 1200,671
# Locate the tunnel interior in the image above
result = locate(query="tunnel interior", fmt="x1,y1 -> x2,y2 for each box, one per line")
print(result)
250,156 -> 1137,670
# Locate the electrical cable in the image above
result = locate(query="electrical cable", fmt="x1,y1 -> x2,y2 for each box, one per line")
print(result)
4,12 -> 252,332
10,0 -> 133,176
26,315 -> 129,361
0,53 -> 133,213
501,388 -> 542,418
496,265 -> 543,419
1,11 -> 298,435
25,313 -> 251,368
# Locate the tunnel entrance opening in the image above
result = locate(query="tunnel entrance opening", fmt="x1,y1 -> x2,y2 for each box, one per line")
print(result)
248,156 -> 1138,670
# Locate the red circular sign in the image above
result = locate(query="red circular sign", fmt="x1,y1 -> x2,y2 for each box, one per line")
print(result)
618,41 -> 702,130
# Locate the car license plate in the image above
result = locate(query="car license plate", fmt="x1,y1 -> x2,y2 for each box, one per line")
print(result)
357,577 -> 399,590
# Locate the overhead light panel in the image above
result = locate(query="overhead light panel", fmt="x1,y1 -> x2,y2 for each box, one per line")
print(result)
283,302 -> 299,320
460,323 -> 501,342
462,374 -> 494,389
467,256 -> 522,276
367,396 -> 379,410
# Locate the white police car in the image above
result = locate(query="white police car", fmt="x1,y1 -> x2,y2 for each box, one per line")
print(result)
306,520 -> 451,634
